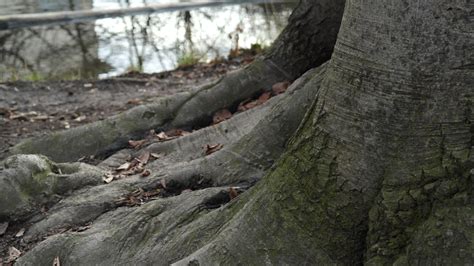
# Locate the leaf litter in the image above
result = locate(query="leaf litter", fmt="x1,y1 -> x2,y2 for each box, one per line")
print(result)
204,144 -> 223,155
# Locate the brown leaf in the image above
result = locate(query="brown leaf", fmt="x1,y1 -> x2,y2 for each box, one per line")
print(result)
115,187 -> 161,207
176,129 -> 191,136
205,144 -> 223,155
15,228 -> 25,238
257,91 -> 272,104
150,153 -> 161,159
128,139 -> 146,149
0,107 -> 13,118
156,131 -> 171,141
237,99 -> 252,112
127,98 -> 143,105
172,71 -> 184,78
73,115 -> 86,122
243,100 -> 259,110
120,162 -> 143,176
229,187 -> 239,199
103,173 -> 115,184
8,247 -> 21,262
160,178 -> 167,189
143,190 -> 160,197
212,109 -> 232,124
9,111 -> 38,121
141,169 -> 151,177
129,158 -> 140,169
136,151 -> 150,164
31,115 -> 51,121
166,128 -> 190,137
116,162 -> 131,171
53,256 -> 61,266
272,81 -> 291,95
73,225 -> 91,232
181,189 -> 193,194
0,222 -> 8,236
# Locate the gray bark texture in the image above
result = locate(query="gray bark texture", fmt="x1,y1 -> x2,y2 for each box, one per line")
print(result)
1,0 -> 473,265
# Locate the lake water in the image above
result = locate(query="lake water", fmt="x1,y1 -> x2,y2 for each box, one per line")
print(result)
0,0 -> 295,81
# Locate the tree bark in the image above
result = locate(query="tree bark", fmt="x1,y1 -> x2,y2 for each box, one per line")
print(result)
170,0 -> 473,264
3,0 -> 473,265
192,0 -> 473,264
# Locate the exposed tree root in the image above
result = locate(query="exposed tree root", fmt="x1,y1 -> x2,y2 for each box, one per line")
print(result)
0,66 -> 325,263
9,59 -> 292,163
5,1 -> 471,265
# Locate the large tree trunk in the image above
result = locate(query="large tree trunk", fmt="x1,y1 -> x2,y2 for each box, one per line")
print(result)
2,0 -> 473,265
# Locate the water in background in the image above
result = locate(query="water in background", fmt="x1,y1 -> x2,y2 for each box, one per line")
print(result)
0,0 -> 295,81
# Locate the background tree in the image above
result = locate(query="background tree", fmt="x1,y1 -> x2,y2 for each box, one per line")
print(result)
1,0 -> 472,265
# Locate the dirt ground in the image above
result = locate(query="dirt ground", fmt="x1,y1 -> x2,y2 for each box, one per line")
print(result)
0,57 -> 252,162
0,55 -> 257,263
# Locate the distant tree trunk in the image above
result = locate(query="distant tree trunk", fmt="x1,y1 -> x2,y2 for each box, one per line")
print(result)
266,0 -> 344,78
7,0 -> 473,265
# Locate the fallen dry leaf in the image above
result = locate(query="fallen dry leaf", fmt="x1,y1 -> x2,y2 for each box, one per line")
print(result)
143,190 -> 160,197
73,115 -> 87,122
0,107 -> 13,118
229,187 -> 239,199
9,111 -> 39,121
128,139 -> 146,149
244,100 -> 259,111
15,228 -> 25,238
237,99 -> 253,112
160,178 -> 167,189
205,144 -> 224,155
141,169 -> 151,177
136,151 -> 150,164
257,91 -> 272,104
156,131 -> 169,141
127,98 -> 143,105
103,173 -> 115,184
31,115 -> 50,121
150,153 -> 161,159
8,247 -> 21,262
156,129 -> 190,141
129,158 -> 141,168
73,225 -> 91,232
172,71 -> 185,78
53,256 -> 61,266
116,162 -> 132,171
115,188 -> 160,207
272,81 -> 291,95
0,222 -> 8,236
212,109 -> 232,124
120,163 -> 144,176
166,128 -> 190,137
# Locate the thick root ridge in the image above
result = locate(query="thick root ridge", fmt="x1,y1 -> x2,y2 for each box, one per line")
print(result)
2,67 -> 323,262
9,58 -> 291,163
